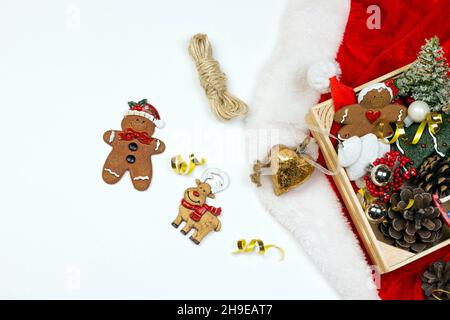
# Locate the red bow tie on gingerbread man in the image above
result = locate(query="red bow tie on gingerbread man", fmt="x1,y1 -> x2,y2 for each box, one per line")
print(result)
118,128 -> 153,145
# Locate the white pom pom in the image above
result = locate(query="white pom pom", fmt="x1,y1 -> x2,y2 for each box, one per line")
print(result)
307,60 -> 341,93
155,119 -> 165,129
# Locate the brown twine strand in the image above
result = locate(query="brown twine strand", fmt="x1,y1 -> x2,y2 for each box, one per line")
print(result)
188,33 -> 248,120
250,160 -> 270,187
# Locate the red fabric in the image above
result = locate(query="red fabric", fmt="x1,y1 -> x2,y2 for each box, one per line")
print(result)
338,0 -> 450,88
379,252 -> 450,299
180,199 -> 221,222
318,0 -> 450,300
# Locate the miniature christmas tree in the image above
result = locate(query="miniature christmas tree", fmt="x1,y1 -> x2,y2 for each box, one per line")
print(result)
394,113 -> 450,168
395,36 -> 450,113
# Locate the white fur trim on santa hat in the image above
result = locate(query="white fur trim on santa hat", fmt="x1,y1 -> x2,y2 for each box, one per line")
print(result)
357,82 -> 393,104
124,110 -> 165,128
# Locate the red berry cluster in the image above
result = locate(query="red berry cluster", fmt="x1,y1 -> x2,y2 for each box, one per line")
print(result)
363,150 -> 417,203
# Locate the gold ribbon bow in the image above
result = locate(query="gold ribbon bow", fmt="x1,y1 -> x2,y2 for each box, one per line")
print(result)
232,239 -> 285,261
410,112 -> 442,144
377,121 -> 406,144
171,154 -> 206,175
378,113 -> 443,154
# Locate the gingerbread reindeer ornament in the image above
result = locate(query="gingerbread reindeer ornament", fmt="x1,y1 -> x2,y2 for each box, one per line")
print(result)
102,99 -> 166,191
172,168 -> 229,244
333,83 -> 408,139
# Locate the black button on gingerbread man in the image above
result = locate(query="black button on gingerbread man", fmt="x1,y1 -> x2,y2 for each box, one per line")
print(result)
126,155 -> 136,164
102,99 -> 166,191
128,143 -> 138,151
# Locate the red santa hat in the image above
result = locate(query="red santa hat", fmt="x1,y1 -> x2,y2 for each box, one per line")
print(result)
124,99 -> 165,128
330,76 -> 357,111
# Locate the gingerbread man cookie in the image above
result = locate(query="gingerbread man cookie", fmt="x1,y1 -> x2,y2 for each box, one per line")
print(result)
102,99 -> 166,191
333,83 -> 407,139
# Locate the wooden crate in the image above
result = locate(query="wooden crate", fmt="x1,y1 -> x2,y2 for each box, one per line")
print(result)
306,64 -> 450,274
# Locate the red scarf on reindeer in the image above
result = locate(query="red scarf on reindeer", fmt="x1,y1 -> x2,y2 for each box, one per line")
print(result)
181,199 -> 222,222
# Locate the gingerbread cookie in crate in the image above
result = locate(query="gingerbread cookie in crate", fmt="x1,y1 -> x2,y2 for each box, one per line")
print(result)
172,168 -> 229,244
333,82 -> 407,139
102,99 -> 166,191
306,64 -> 450,274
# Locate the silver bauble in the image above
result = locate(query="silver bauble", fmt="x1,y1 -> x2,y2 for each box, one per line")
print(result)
365,202 -> 387,223
370,164 -> 392,187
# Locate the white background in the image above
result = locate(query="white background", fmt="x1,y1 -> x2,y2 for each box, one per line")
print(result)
0,0 -> 339,299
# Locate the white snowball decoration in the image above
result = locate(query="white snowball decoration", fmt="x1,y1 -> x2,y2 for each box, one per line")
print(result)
337,133 -> 390,181
306,59 -> 341,93
408,101 -> 430,122
337,136 -> 361,167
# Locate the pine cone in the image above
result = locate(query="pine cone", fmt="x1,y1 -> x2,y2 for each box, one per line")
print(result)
415,154 -> 450,198
379,187 -> 444,253
422,260 -> 450,300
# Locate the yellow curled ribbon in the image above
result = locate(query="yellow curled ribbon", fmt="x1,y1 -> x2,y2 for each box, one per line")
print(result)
391,199 -> 415,211
358,188 -> 376,209
410,112 -> 442,144
378,113 -> 442,152
171,154 -> 206,175
378,121 -> 406,144
232,239 -> 285,261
